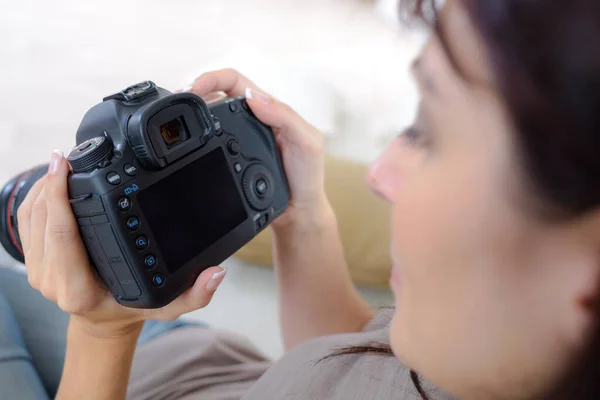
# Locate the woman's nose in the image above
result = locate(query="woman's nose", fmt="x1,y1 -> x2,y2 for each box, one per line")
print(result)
366,137 -> 423,203
366,140 -> 402,203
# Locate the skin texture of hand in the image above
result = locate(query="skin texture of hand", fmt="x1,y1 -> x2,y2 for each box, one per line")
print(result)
16,152 -> 227,338
183,68 -> 330,231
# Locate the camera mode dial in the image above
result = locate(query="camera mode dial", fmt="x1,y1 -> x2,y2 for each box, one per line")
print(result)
67,136 -> 114,173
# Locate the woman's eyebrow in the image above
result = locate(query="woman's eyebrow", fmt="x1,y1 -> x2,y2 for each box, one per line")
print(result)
411,57 -> 438,96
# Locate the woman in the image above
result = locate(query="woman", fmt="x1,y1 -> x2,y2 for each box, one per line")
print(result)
9,0 -> 600,398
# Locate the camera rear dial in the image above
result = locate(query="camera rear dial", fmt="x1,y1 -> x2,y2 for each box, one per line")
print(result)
242,164 -> 275,211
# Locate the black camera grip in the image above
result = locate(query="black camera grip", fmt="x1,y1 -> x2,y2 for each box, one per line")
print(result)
71,195 -> 144,305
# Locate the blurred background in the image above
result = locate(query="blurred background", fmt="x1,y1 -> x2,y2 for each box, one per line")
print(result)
0,0 -> 423,359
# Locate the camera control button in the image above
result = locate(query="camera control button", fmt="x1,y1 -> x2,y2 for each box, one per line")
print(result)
117,197 -> 131,211
255,179 -> 268,196
123,164 -> 138,176
242,164 -> 275,211
68,136 -> 114,174
126,217 -> 140,231
135,236 -> 149,250
227,139 -> 241,156
152,274 -> 166,287
241,99 -> 249,111
229,102 -> 239,113
234,163 -> 242,173
145,255 -> 158,269
213,116 -> 222,136
256,214 -> 268,230
106,172 -> 122,185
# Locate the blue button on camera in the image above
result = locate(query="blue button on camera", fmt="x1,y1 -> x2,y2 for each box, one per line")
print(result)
152,274 -> 165,287
126,217 -> 140,231
135,236 -> 148,250
144,255 -> 157,269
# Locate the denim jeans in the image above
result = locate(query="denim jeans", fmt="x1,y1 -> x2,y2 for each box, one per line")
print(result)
0,267 -> 204,400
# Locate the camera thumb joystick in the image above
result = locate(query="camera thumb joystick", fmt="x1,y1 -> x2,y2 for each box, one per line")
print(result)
67,136 -> 114,173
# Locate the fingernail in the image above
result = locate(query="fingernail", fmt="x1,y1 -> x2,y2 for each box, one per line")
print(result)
205,267 -> 227,293
182,85 -> 193,92
48,149 -> 64,175
246,88 -> 270,105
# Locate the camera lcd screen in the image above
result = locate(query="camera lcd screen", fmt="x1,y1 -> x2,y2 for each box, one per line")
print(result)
137,148 -> 247,273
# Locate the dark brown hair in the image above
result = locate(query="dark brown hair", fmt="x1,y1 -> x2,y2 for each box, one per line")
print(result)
332,0 -> 600,398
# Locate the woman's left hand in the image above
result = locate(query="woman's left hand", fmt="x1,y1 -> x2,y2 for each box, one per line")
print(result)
17,151 -> 226,338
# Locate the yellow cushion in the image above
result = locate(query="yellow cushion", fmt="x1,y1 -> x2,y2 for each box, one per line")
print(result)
233,156 -> 392,287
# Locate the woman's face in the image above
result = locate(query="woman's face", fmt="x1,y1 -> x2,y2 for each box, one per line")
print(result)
367,1 -> 598,399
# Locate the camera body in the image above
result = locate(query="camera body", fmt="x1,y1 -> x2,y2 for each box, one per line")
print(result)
66,81 -> 289,308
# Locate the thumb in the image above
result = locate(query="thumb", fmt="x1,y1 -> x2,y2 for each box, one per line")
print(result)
151,266 -> 227,319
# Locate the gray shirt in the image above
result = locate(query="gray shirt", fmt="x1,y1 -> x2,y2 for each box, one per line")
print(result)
128,309 -> 451,400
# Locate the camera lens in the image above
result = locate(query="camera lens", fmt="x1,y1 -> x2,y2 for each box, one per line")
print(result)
0,165 -> 49,263
160,118 -> 188,148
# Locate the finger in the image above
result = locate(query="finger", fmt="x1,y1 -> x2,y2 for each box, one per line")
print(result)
28,181 -> 49,271
149,266 -> 227,320
44,151 -> 89,267
187,70 -> 319,144
187,68 -> 260,98
202,91 -> 228,104
245,88 -> 318,140
175,88 -> 228,105
17,175 -> 47,257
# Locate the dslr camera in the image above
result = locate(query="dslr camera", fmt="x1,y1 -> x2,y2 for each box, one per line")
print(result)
0,81 -> 290,308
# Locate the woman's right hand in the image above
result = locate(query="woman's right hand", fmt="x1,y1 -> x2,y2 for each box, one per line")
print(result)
184,68 -> 330,230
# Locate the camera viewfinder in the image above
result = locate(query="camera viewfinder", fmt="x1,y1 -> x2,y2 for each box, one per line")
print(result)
160,117 -> 189,148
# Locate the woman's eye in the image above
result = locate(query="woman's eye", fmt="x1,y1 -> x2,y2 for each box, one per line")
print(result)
405,127 -> 421,141
402,126 -> 430,147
